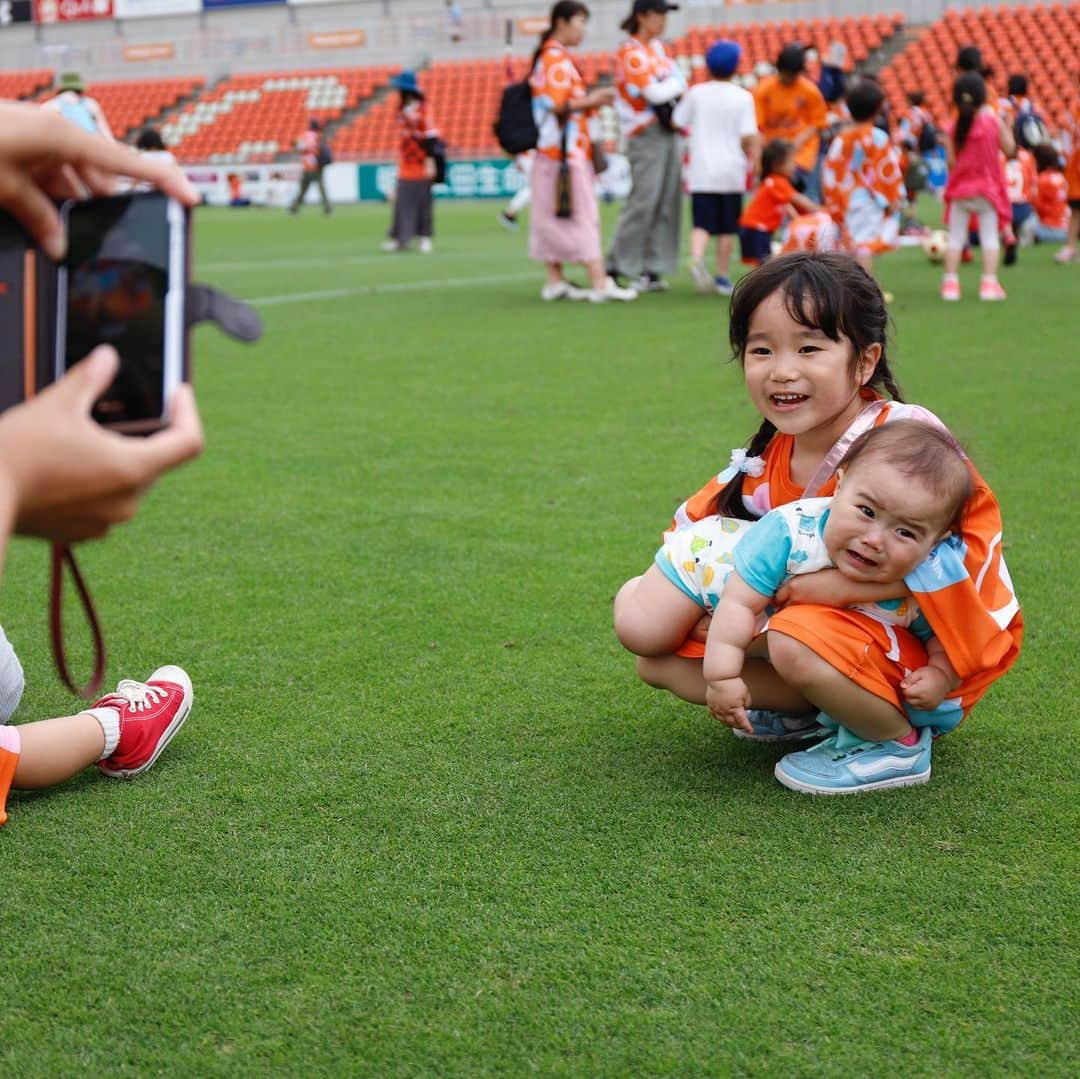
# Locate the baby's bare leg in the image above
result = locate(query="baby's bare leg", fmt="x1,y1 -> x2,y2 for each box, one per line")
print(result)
614,565 -> 706,657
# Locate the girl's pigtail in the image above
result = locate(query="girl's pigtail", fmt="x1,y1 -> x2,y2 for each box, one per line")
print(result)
531,28 -> 554,71
716,419 -> 777,519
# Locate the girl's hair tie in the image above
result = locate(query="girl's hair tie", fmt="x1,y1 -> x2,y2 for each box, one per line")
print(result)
730,448 -> 766,477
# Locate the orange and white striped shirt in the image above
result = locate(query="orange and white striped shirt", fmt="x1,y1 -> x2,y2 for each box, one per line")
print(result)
530,40 -> 592,162
613,35 -> 685,139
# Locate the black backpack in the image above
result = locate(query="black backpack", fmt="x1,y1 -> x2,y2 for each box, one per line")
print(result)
1014,102 -> 1049,150
316,139 -> 333,168
917,119 -> 938,154
494,80 -> 538,155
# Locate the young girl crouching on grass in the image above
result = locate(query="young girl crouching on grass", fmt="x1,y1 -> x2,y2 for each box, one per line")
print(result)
616,422 -> 973,794
612,251 -> 1022,794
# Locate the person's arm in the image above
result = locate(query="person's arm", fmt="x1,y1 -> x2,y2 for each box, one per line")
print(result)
0,100 -> 198,259
790,190 -> 823,214
0,347 -> 202,556
997,111 -> 1016,158
741,133 -> 762,176
87,97 -> 115,142
945,131 -> 956,170
702,574 -> 772,732
900,637 -> 961,712
566,87 -> 615,113
774,569 -> 907,609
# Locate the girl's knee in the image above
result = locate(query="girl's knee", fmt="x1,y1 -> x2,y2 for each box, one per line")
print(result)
766,631 -> 823,688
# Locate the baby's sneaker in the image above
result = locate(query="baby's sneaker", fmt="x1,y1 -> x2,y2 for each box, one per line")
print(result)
733,710 -> 828,743
940,276 -> 961,301
978,277 -> 1007,301
96,666 -> 193,779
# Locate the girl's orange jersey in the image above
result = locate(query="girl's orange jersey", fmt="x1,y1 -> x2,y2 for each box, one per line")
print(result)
1034,170 -> 1070,229
530,40 -> 592,162
666,392 -> 1023,719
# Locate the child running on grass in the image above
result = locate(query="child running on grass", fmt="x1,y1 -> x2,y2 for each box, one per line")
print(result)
615,421 -> 972,793
612,251 -> 1022,794
737,139 -> 822,265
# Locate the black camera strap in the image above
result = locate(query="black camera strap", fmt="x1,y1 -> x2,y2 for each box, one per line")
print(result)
50,542 -> 106,700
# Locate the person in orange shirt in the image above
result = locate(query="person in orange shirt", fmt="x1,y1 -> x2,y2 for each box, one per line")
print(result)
1002,145 -> 1036,266
752,44 -> 828,202
738,139 -> 821,264
1056,97 -> 1080,264
289,119 -> 331,216
1029,143 -> 1071,245
382,72 -> 440,254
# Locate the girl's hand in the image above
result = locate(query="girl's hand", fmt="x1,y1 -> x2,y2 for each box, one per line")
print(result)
0,347 -> 204,543
706,677 -> 752,732
0,101 -> 198,260
900,666 -> 950,711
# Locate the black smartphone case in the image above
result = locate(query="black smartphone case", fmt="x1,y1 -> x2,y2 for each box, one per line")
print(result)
0,212 -> 60,414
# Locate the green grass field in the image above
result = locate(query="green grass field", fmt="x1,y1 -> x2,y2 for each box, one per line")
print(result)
1,201 -> 1076,1076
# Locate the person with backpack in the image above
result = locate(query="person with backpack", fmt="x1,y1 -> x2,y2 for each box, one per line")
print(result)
381,72 -> 440,253
288,118 -> 332,216
1002,73 -> 1049,153
527,2 -> 636,302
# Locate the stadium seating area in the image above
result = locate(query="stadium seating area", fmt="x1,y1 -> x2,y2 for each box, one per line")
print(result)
0,69 -> 52,101
676,12 -> 905,81
160,66 -> 395,164
1,5 -> 1077,164
880,4 -> 1080,130
77,77 -> 204,140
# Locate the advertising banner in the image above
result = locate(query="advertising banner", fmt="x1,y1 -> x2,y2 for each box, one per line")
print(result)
184,162 -> 357,207
123,41 -> 175,60
115,0 -> 200,17
0,1 -> 34,24
308,29 -> 365,50
201,0 -> 284,8
34,0 -> 114,21
357,156 -> 630,202
288,0 -> 354,5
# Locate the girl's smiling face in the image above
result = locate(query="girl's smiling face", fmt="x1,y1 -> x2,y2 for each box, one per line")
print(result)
743,289 -> 878,454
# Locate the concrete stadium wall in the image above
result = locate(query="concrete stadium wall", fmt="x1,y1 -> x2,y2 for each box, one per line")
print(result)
0,0 -> 1057,83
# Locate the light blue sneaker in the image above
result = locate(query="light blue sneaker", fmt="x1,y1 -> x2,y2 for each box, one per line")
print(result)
774,726 -> 932,795
733,710 -> 827,743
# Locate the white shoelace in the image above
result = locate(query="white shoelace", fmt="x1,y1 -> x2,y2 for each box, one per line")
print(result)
111,679 -> 168,713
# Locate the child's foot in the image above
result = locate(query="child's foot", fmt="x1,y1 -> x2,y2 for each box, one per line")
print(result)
417,237 -> 433,254
96,666 -> 193,780
714,275 -> 734,296
635,273 -> 669,293
588,277 -> 638,303
732,710 -> 827,743
1054,246 -> 1077,264
498,211 -> 518,231
940,276 -> 961,301
774,727 -> 932,795
380,240 -> 400,253
688,258 -> 713,294
978,276 -> 1007,301
540,280 -> 587,302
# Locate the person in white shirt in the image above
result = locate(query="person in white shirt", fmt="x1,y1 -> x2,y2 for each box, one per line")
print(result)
672,40 -> 759,295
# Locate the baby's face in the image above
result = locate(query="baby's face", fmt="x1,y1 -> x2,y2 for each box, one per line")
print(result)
823,458 -> 949,584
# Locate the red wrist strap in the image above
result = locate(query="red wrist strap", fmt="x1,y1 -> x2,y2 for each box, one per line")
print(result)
49,542 -> 106,699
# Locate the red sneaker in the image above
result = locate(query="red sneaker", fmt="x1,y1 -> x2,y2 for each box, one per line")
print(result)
96,666 -> 193,779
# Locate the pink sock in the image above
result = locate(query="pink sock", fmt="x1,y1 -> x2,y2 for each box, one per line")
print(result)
896,728 -> 920,746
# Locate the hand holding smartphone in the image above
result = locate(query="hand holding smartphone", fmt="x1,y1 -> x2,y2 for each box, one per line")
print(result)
56,192 -> 190,434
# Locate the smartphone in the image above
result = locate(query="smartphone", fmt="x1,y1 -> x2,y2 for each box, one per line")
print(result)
56,192 -> 189,433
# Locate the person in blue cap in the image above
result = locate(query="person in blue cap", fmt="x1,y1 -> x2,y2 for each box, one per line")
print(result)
382,71 -> 441,253
672,40 -> 760,294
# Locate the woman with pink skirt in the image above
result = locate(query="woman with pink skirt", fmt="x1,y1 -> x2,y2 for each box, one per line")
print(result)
528,2 -> 637,302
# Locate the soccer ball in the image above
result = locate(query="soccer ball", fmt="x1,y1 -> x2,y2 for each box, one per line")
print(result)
923,230 -> 948,263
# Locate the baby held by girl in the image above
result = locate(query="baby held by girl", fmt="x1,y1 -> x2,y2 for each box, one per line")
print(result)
613,252 -> 1022,795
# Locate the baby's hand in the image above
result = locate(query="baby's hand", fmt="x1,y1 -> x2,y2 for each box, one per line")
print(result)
706,677 -> 752,732
900,666 -> 950,711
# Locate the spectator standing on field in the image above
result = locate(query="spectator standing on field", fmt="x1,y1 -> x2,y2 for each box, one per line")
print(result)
44,72 -> 114,141
607,0 -> 687,293
752,44 -> 827,202
289,119 -> 332,216
672,39 -> 759,296
382,72 -> 439,253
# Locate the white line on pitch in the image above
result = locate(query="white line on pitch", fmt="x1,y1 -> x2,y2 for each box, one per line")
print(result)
247,272 -> 541,307
200,252 -> 522,272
